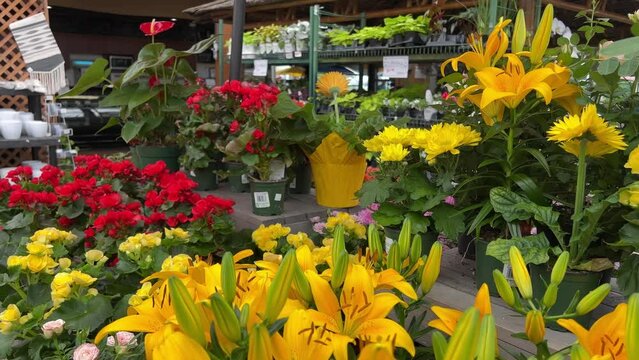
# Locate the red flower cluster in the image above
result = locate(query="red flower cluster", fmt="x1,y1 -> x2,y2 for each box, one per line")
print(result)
191,196 -> 235,224
217,80 -> 280,114
186,87 -> 211,113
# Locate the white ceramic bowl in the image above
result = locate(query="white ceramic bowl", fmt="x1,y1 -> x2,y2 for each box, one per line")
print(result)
19,112 -> 34,122
22,120 -> 36,136
0,167 -> 17,178
21,160 -> 47,171
0,109 -> 20,122
0,120 -> 23,139
27,121 -> 48,138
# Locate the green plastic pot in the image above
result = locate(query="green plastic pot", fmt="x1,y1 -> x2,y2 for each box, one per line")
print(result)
289,164 -> 312,194
131,145 -> 180,172
475,239 -> 502,295
530,264 -> 605,329
191,164 -> 219,191
226,162 -> 250,193
250,179 -> 287,216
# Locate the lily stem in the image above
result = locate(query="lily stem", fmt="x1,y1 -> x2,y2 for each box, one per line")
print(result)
570,139 -> 588,262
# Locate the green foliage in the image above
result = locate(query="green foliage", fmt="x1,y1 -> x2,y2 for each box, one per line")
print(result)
486,234 -> 554,265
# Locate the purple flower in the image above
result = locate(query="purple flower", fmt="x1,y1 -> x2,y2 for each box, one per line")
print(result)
356,208 -> 375,226
313,222 -> 326,234
423,211 -> 433,217
369,203 -> 380,211
444,196 -> 456,206
309,216 -> 321,223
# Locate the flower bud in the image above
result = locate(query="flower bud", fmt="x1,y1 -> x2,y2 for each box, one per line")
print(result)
248,323 -> 273,360
493,270 -> 515,307
443,307 -> 480,360
239,303 -> 250,328
167,277 -> 207,346
551,252 -> 569,285
543,283 -> 558,309
627,293 -> 639,359
293,261 -> 313,304
264,250 -> 296,324
367,224 -> 383,260
58,257 -> 72,270
476,314 -> 496,360
530,4 -> 554,64
331,225 -> 346,263
410,234 -> 422,264
221,252 -> 236,305
431,331 -> 448,360
209,294 -> 241,343
73,343 -> 100,360
398,218 -> 412,258
576,283 -> 611,316
525,310 -> 545,344
387,243 -> 401,272
41,319 -> 65,339
509,246 -> 532,299
511,9 -> 526,53
331,250 -> 348,289
420,241 -> 442,295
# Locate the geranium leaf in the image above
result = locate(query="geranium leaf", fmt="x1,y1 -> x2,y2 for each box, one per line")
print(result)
4,212 -> 34,230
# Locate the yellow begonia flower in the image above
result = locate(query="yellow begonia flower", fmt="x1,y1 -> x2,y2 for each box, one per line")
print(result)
6,255 -> 26,270
252,224 -> 291,252
429,283 -> 491,335
440,18 -> 511,74
164,227 -> 189,241
379,144 -> 409,162
26,242 -> 53,256
70,270 -> 97,287
85,249 -> 105,263
547,104 -> 627,157
30,227 -> 77,244
558,303 -> 628,360
305,265 -> 415,360
25,255 -> 57,274
625,147 -> 639,174
286,232 -> 315,249
412,123 -> 481,164
620,183 -> 639,208
0,304 -> 21,334
161,254 -> 192,273
271,309 -> 333,360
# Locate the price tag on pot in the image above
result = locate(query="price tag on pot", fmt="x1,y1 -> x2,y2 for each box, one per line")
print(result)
254,192 -> 270,208
274,193 -> 282,201
253,60 -> 269,77
294,51 -> 302,58
383,56 -> 409,78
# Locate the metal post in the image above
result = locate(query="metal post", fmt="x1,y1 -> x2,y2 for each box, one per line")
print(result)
230,0 -> 246,81
358,12 -> 366,92
217,19 -> 225,85
308,5 -> 320,100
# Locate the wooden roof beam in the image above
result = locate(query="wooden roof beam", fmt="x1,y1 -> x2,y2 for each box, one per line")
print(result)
203,0 -> 336,19
542,0 -> 631,24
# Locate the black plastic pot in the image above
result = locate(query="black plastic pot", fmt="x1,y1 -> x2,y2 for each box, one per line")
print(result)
190,164 -> 219,191
131,145 -> 180,172
250,179 -> 287,216
226,162 -> 250,193
474,239 -> 502,295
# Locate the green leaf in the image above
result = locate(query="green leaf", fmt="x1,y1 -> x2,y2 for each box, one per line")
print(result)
511,173 -> 545,205
57,199 -> 85,219
49,295 -> 113,332
97,117 -> 121,134
597,58 -> 620,75
619,57 -> 639,77
570,258 -> 614,272
610,222 -> 639,249
57,58 -> 109,98
599,36 -> 639,57
405,212 -> 430,234
372,203 -> 405,227
617,253 -> 639,296
270,93 -> 303,119
432,205 -> 465,241
128,85 -> 162,111
0,333 -> 16,358
466,201 -> 493,235
175,58 -> 197,83
27,283 -> 51,307
100,85 -> 138,107
4,212 -> 34,230
357,180 -> 390,206
121,121 -> 145,143
521,148 -> 551,176
486,234 -> 551,265
240,153 -> 259,167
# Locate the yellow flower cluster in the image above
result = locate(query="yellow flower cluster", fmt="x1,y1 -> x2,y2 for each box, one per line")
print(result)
8,227 -> 78,274
547,104 -> 627,157
326,212 -> 366,239
50,270 -> 97,306
363,126 -> 413,152
128,282 -> 153,306
161,254 -> 192,273
620,183 -> 639,208
30,227 -> 77,245
311,238 -> 333,265
286,232 -> 314,249
85,249 -> 108,266
252,224 -> 291,252
412,123 -> 482,164
0,304 -> 24,334
164,227 -> 189,242
119,232 -> 163,257
380,144 -> 410,162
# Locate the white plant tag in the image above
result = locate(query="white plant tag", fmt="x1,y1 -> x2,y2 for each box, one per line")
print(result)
269,160 -> 286,181
241,174 -> 249,184
290,177 -> 297,189
274,193 -> 282,201
253,60 -> 268,77
294,51 -> 302,58
385,237 -> 393,252
254,192 -> 270,208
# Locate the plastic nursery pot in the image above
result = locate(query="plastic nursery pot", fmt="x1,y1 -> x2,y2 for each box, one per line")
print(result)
226,162 -> 250,193
474,238 -> 502,295
130,145 -> 180,172
403,31 -> 424,46
530,264 -> 606,330
190,164 -> 219,191
458,234 -> 476,259
250,179 -> 287,216
289,164 -> 312,195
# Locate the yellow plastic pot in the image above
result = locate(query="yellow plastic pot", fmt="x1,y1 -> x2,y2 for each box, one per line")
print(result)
308,133 -> 367,208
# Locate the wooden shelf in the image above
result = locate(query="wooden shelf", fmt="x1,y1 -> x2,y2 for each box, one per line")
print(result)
0,136 -> 61,149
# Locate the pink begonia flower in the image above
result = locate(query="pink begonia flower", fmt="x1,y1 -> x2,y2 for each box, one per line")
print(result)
41,319 -> 65,339
423,211 -> 433,217
444,196 -> 456,206
356,208 -> 375,225
313,222 -> 326,234
73,343 -> 100,360
369,203 -> 380,211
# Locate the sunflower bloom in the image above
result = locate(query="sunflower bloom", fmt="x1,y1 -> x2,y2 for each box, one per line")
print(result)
428,283 -> 491,335
316,72 -> 349,97
412,123 -> 481,164
547,104 -> 627,157
558,303 -> 628,360
379,144 -> 409,162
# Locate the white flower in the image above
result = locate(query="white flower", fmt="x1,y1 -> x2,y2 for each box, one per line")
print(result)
115,331 -> 137,347
41,319 -> 65,339
106,336 -> 116,347
73,343 -> 100,360
629,10 -> 639,24
552,18 -> 566,35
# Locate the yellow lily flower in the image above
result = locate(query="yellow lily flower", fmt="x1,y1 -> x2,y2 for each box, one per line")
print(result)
465,54 -> 555,110
558,303 -> 628,360
143,323 -> 210,360
272,310 -> 333,360
429,283 -> 491,335
305,265 -> 415,360
545,63 -> 582,115
358,342 -> 395,360
441,18 -> 511,74
464,92 -> 505,126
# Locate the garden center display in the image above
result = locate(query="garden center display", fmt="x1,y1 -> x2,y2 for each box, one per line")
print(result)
3,1 -> 639,359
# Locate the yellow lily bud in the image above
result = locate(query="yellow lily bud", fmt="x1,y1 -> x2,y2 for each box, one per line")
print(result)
248,323 -> 273,360
444,307 -> 480,360
576,283 -> 611,315
420,241 -> 442,295
167,277 -> 208,347
431,331 -> 448,360
551,252 -> 569,285
511,9 -> 527,53
476,314 -> 496,360
410,234 -> 422,264
331,250 -> 348,289
543,283 -> 559,309
570,344 -> 592,360
627,293 -> 639,359
509,246 -> 532,299
525,310 -> 545,344
530,4 -> 554,64
264,250 -> 296,324
209,294 -> 241,343
387,243 -> 401,272
367,224 -> 383,260
293,261 -> 313,303
492,270 -> 515,307
221,252 -> 236,305
398,217 -> 412,258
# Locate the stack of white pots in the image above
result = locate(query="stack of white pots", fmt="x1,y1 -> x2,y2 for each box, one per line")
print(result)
0,109 -> 49,139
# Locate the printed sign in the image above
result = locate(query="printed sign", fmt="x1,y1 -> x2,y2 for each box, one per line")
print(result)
253,59 -> 268,77
383,56 -> 409,78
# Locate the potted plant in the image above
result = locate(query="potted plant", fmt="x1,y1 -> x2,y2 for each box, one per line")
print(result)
352,26 -> 391,47
384,14 -> 431,46
218,80 -> 300,215
59,21 -> 215,171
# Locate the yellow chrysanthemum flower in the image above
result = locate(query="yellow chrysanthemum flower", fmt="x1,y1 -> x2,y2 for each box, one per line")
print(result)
625,147 -> 639,174
547,104 -> 627,157
363,126 -> 414,152
379,144 -> 409,162
412,123 -> 481,164
316,72 -> 349,97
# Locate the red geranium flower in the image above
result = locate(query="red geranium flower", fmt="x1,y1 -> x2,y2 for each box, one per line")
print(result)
139,20 -> 174,36
229,120 -> 240,134
252,129 -> 265,140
